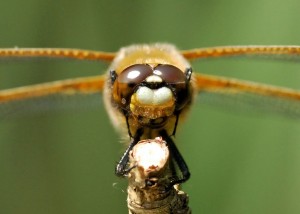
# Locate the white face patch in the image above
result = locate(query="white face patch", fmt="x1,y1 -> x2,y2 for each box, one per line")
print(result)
136,86 -> 173,105
136,87 -> 153,104
127,70 -> 140,79
152,87 -> 173,105
145,75 -> 163,83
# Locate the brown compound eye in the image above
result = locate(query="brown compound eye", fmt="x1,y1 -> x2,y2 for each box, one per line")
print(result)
153,64 -> 191,110
153,64 -> 186,84
112,64 -> 153,108
118,64 -> 153,86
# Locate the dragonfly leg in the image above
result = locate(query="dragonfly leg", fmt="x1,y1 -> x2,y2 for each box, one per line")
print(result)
160,129 -> 190,185
115,128 -> 143,176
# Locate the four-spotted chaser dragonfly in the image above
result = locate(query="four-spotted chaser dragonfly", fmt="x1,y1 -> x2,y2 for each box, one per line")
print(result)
1,44 -> 300,184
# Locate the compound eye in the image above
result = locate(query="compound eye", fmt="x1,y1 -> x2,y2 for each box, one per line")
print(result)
153,64 -> 186,84
118,64 -> 153,86
112,64 -> 153,108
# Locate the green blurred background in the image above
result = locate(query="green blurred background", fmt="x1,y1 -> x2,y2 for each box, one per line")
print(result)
1,0 -> 300,213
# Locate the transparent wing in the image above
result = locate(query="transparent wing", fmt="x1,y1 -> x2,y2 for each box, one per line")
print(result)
0,48 -> 111,119
0,48 -> 116,61
0,75 -> 106,103
0,75 -> 106,120
194,73 -> 300,118
0,92 -> 103,120
182,45 -> 300,61
3,46 -> 300,61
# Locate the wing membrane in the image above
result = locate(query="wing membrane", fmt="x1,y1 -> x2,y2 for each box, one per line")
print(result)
0,93 -> 103,120
182,45 -> 300,61
0,75 -> 106,103
0,48 -> 115,61
2,46 -> 300,62
195,73 -> 300,118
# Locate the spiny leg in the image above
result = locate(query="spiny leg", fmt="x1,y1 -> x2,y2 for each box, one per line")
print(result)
160,129 -> 190,185
172,112 -> 180,136
115,128 -> 144,176
124,112 -> 133,138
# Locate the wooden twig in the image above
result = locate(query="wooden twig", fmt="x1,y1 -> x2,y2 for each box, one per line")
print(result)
127,137 -> 191,214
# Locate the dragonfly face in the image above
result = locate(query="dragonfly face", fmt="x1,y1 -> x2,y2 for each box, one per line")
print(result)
109,63 -> 193,134
103,44 -> 194,139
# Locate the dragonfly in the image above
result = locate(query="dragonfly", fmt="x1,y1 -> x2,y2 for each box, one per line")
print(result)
1,44 -> 300,184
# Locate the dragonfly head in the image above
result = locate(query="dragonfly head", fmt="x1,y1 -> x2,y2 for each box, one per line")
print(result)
111,63 -> 193,125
